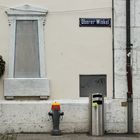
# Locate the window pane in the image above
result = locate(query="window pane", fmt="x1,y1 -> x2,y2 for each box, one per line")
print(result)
14,20 -> 40,78
80,75 -> 107,97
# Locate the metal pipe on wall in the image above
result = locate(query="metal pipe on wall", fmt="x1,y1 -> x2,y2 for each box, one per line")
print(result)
126,0 -> 133,134
112,0 -> 115,99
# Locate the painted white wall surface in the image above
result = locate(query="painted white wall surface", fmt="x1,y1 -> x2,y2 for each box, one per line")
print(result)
0,0 -> 124,134
0,0 -> 112,99
114,0 -> 140,133
0,99 -> 127,134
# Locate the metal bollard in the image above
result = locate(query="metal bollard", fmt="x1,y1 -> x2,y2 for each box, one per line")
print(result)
48,101 -> 64,135
89,93 -> 104,136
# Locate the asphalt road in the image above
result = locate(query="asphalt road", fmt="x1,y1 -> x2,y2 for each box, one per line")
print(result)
0,133 -> 140,140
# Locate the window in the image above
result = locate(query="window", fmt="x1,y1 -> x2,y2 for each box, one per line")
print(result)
4,5 -> 50,99
6,5 -> 48,78
80,75 -> 107,97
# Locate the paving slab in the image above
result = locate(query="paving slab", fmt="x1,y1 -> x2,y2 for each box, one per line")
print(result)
0,134 -> 17,140
1,133 -> 140,140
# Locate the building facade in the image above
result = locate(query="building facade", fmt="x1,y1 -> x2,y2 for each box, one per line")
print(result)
0,0 -> 138,134
114,0 -> 140,133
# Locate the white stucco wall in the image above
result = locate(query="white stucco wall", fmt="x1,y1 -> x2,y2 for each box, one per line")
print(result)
0,0 -> 112,99
0,99 -> 127,134
0,0 -> 139,134
132,0 -> 140,133
113,0 -> 127,133
0,0 -> 121,134
114,0 -> 140,133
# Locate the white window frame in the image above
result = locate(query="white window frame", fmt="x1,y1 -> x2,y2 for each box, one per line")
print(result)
6,5 -> 47,78
4,5 -> 50,99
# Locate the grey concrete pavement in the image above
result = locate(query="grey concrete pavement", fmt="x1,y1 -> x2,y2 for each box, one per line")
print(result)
0,134 -> 17,140
0,133 -> 140,140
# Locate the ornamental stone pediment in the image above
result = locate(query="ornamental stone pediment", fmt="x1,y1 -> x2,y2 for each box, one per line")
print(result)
6,4 -> 48,16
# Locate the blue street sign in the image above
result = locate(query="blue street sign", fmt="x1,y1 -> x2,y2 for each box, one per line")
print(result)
79,18 -> 111,27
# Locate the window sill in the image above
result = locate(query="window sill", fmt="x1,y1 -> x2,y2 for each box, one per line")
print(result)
4,78 -> 50,98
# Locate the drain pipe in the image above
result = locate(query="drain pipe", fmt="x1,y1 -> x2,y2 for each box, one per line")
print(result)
126,0 -> 133,134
